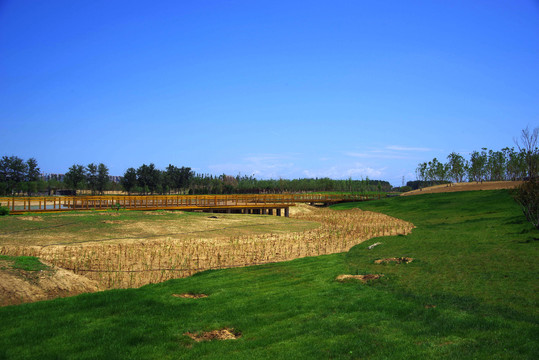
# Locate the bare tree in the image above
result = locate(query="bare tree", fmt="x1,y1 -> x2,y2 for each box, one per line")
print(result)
514,126 -> 539,179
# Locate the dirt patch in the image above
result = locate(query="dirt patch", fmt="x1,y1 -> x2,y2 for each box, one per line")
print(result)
98,212 -> 121,217
17,216 -> 43,221
336,274 -> 384,283
374,257 -> 413,264
184,328 -> 241,342
143,211 -> 179,215
0,260 -> 102,306
402,181 -> 522,196
172,293 -> 208,299
102,220 -> 123,224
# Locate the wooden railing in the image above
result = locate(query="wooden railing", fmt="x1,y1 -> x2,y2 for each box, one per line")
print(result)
0,193 -> 380,214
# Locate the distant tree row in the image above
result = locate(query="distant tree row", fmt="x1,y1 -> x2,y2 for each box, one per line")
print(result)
63,163 -> 112,195
187,174 -> 391,194
0,155 -> 391,196
415,127 -> 538,188
119,164 -> 392,195
0,157 -> 121,196
0,156 -> 41,196
120,164 -> 193,195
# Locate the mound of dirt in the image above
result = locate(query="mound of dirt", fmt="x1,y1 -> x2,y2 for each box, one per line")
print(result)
172,293 -> 208,299
184,328 -> 241,342
401,181 -> 522,196
335,274 -> 384,283
0,261 -> 102,306
374,257 -> 413,264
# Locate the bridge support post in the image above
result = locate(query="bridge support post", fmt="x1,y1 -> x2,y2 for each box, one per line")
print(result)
285,207 -> 289,217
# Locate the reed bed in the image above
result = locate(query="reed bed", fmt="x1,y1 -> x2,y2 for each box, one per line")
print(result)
0,208 -> 414,289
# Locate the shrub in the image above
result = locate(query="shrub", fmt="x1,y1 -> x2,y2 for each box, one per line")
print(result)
513,179 -> 539,229
0,204 -> 9,216
0,208 -> 9,216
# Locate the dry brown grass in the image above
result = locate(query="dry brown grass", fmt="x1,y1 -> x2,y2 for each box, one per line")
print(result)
401,181 -> 522,196
0,206 -> 414,290
0,211 -> 316,246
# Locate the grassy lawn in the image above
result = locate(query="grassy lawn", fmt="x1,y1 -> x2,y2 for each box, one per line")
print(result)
0,190 -> 537,359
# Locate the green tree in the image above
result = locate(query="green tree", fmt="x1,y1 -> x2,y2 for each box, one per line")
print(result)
486,150 -> 506,181
467,149 -> 488,182
26,158 -> 40,182
503,147 -> 526,181
96,163 -> 109,194
25,158 -> 41,196
121,168 -> 137,194
447,152 -> 466,183
86,163 -> 98,195
64,164 -> 86,195
0,156 -> 28,195
136,163 -> 160,194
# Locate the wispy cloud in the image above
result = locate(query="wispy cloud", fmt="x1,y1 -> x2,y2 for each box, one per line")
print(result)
302,163 -> 385,179
344,144 -> 433,160
344,151 -> 410,160
385,145 -> 432,152
208,153 -> 297,178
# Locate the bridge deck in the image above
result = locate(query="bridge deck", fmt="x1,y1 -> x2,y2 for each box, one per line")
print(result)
1,193 -> 379,215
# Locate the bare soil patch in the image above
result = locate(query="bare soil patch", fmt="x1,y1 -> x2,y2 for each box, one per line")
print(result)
374,257 -> 414,264
98,212 -> 121,217
172,293 -> 208,299
335,274 -> 384,283
184,328 -> 241,342
401,181 -> 522,196
17,216 -> 43,221
101,220 -> 123,224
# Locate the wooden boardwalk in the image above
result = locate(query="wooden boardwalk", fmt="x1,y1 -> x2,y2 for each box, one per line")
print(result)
1,193 -> 380,216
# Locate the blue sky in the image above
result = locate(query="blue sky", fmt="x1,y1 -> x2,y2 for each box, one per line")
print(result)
1,0 -> 538,186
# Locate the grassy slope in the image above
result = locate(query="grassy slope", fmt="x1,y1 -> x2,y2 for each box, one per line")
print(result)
0,190 -> 537,359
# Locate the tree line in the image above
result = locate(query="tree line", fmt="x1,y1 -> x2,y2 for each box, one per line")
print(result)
0,156 -> 41,196
0,156 -> 392,196
415,132 -> 538,187
120,165 -> 392,195
0,157 -> 122,196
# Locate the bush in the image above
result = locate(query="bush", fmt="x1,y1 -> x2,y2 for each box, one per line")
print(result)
0,205 -> 9,216
513,179 -> 539,229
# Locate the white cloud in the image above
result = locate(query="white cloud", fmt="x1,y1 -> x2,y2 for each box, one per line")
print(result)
385,145 -> 432,152
302,163 -> 385,179
344,151 -> 409,160
208,153 -> 297,178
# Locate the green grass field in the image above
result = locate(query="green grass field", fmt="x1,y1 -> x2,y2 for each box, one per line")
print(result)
0,190 -> 537,359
